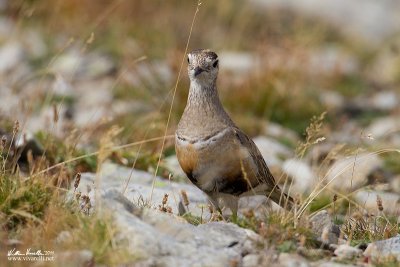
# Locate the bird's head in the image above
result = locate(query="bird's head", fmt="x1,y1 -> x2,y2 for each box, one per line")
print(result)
187,49 -> 219,87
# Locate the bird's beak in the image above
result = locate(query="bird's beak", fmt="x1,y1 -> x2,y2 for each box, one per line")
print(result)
194,67 -> 204,76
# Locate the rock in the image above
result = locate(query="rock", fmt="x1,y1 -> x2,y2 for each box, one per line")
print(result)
24,105 -> 71,138
326,153 -> 383,191
85,53 -> 116,78
131,60 -> 173,90
307,47 -> 359,75
76,162 -> 210,219
317,262 -> 357,267
253,136 -> 293,167
370,91 -> 398,111
354,190 -> 400,215
220,51 -> 256,73
21,29 -> 47,59
56,250 -> 94,267
282,159 -> 316,194
310,210 -> 340,245
265,122 -> 299,144
258,45 -> 358,77
15,131 -> 44,162
50,48 -> 115,80
0,17 -> 14,38
366,116 -> 400,140
98,189 -> 261,266
334,244 -> 362,261
391,175 -> 400,194
242,254 -> 261,267
250,0 -> 400,46
52,74 -> 74,97
278,253 -> 310,267
163,155 -> 187,179
0,87 -> 20,117
319,91 -> 345,111
364,235 -> 400,261
0,41 -> 25,74
50,48 -> 83,78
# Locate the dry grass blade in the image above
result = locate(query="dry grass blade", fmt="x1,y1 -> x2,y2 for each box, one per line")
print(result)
149,0 -> 203,202
297,148 -> 400,219
28,135 -> 174,179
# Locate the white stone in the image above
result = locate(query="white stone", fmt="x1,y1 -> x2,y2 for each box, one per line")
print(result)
0,41 -> 24,73
265,122 -> 298,143
250,0 -> 400,46
370,91 -> 398,111
98,189 -> 260,267
334,244 -> 362,260
364,235 -> 400,261
282,159 -> 316,194
278,253 -> 310,267
366,116 -> 400,139
326,153 -> 382,191
253,136 -> 293,167
354,190 -> 400,215
219,51 -> 258,74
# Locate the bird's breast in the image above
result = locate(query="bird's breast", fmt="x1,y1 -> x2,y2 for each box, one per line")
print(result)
175,129 -> 254,193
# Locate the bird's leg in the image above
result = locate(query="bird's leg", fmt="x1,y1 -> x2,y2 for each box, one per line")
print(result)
208,197 -> 224,221
222,194 -> 239,223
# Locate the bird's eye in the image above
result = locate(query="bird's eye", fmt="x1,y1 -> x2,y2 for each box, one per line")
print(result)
187,57 -> 190,63
213,60 -> 219,68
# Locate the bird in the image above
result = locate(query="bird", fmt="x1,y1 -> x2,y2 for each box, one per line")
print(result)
175,49 -> 293,219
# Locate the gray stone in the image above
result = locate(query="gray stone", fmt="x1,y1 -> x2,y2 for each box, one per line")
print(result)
163,155 -> 187,179
278,253 -> 310,267
316,262 -> 357,267
77,162 -> 210,219
354,190 -> 400,215
326,153 -> 383,191
250,0 -> 400,46
242,254 -> 261,267
333,244 -> 362,261
319,91 -> 345,111
56,250 -> 93,267
370,91 -> 398,111
391,175 -> 400,194
21,29 -> 47,59
52,74 -> 74,97
50,48 -> 115,80
265,122 -> 299,144
0,41 -> 25,73
282,159 -> 316,194
366,116 -> 400,140
219,51 -> 257,74
253,136 -> 293,167
99,189 -> 261,267
310,210 -> 339,245
364,235 -> 400,261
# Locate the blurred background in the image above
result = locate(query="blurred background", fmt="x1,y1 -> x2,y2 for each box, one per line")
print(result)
0,0 -> 399,206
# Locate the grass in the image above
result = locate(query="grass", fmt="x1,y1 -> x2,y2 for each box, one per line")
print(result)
0,171 -> 135,265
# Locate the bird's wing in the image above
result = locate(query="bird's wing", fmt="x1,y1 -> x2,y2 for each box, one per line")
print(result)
232,127 -> 278,189
232,127 -> 294,209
